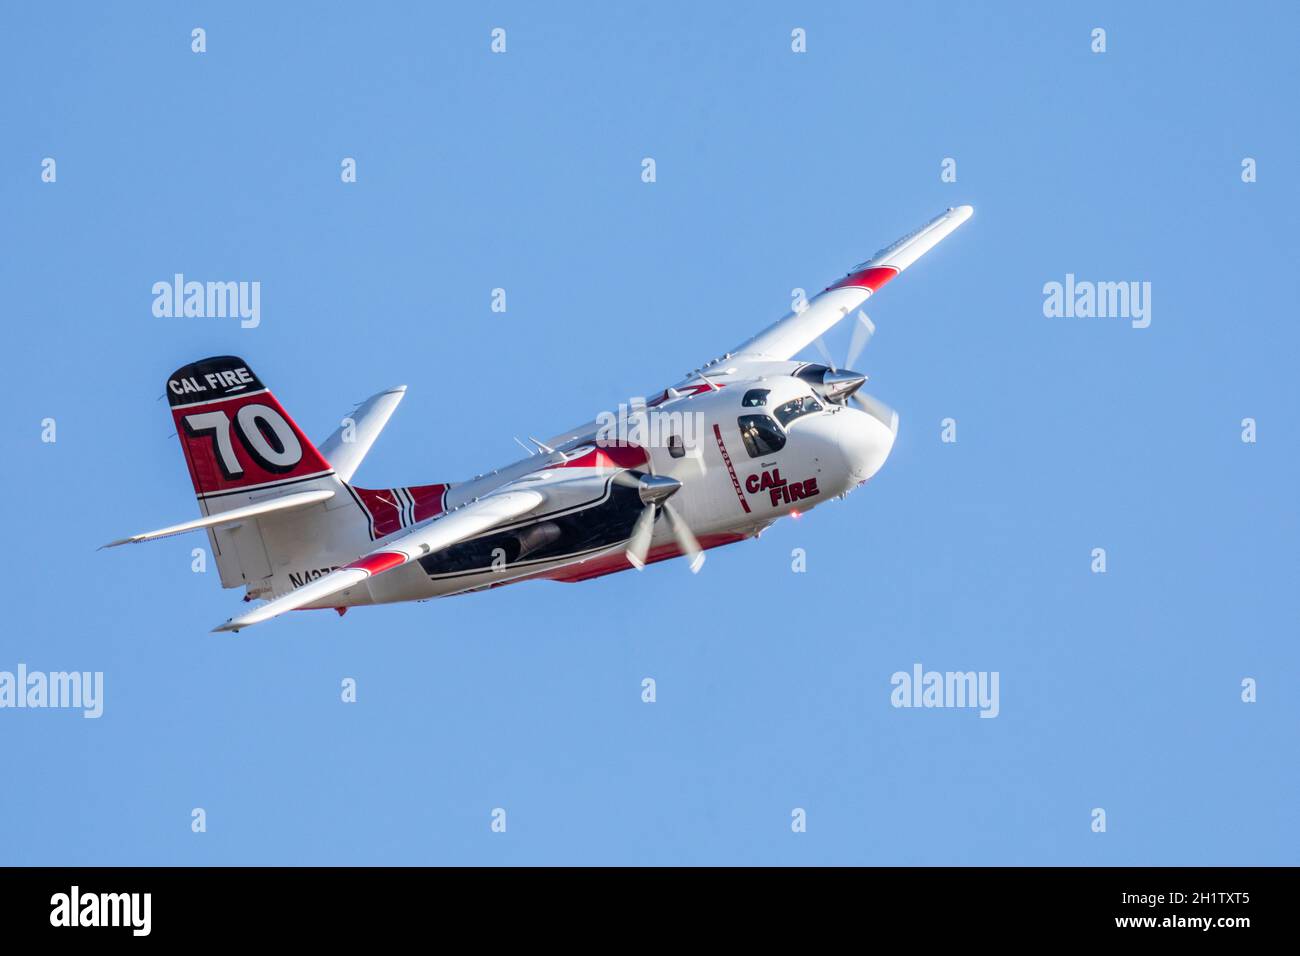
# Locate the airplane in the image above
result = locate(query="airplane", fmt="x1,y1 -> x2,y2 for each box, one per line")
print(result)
106,205 -> 973,631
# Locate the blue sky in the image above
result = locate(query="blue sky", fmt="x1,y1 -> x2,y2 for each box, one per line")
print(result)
2,1 -> 1297,865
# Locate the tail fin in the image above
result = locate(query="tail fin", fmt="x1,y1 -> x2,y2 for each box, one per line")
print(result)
168,356 -> 334,500
167,356 -> 347,597
160,356 -> 450,604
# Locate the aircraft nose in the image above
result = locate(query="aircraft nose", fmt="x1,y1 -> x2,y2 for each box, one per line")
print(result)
836,404 -> 897,482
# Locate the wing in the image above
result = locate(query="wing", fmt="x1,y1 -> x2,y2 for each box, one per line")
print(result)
212,489 -> 544,631
318,385 -> 407,483
728,205 -> 972,362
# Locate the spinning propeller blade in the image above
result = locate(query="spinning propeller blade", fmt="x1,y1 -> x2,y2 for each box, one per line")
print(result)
813,336 -> 838,372
662,501 -> 705,574
850,391 -> 899,435
625,503 -> 656,569
844,311 -> 876,370
616,471 -> 702,573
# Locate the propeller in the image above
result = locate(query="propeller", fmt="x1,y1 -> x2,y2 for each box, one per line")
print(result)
662,500 -> 705,573
810,310 -> 897,434
848,390 -> 900,436
616,472 -> 704,574
844,310 -> 876,370
814,310 -> 875,373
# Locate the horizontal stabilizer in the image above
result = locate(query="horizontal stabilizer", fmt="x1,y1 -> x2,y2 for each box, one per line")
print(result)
102,489 -> 336,548
212,489 -> 544,631
318,386 -> 407,483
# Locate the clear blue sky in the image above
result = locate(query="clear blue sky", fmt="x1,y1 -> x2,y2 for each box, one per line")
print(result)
3,1 -> 1296,865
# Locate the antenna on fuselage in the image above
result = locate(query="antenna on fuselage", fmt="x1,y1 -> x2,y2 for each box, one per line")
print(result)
693,371 -> 720,391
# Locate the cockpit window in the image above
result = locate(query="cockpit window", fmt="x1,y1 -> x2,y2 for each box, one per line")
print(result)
773,394 -> 823,427
742,388 -> 770,408
737,415 -> 786,458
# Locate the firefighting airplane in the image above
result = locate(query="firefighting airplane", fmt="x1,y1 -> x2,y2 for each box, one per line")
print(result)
107,206 -> 972,631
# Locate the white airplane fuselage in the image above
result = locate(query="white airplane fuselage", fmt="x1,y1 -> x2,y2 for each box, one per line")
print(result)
343,365 -> 896,606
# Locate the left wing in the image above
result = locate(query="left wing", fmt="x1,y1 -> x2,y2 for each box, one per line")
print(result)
212,489 -> 543,632
728,205 -> 972,362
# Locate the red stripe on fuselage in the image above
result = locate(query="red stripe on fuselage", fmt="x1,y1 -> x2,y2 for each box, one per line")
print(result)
408,484 -> 448,522
713,424 -> 751,514
352,483 -> 448,539
540,533 -> 749,582
646,381 -> 726,408
557,445 -> 649,470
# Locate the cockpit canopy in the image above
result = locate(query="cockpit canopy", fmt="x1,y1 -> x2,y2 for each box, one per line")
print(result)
738,414 -> 785,457
735,378 -> 826,458
773,394 -> 822,426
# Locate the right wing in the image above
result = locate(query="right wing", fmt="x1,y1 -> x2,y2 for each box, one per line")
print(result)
727,205 -> 973,362
213,489 -> 543,632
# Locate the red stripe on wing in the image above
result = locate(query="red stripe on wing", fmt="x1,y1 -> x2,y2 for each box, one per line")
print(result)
825,265 -> 899,293
347,551 -> 406,576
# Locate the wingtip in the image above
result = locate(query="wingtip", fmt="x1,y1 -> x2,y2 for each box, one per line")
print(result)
211,620 -> 241,633
948,204 -> 974,220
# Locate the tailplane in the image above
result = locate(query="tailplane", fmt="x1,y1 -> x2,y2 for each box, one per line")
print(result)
111,355 -> 451,607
